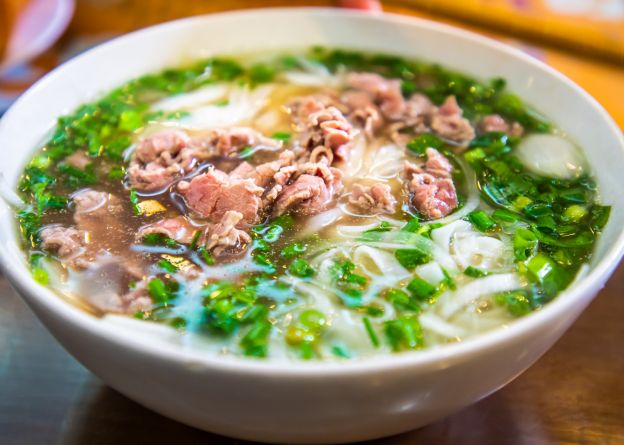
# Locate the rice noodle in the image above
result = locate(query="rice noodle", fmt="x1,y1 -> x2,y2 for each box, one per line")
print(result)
299,207 -> 343,237
0,173 -> 25,208
414,262 -> 445,285
439,273 -> 523,318
419,312 -> 466,338
352,245 -> 411,281
152,84 -> 229,112
167,85 -> 274,129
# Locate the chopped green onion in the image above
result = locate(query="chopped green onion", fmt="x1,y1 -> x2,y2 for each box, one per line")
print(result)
280,242 -> 307,258
406,277 -> 436,301
384,315 -> 424,351
468,210 -> 496,232
190,230 -> 202,250
289,259 -> 315,278
407,133 -> 443,155
464,266 -> 488,278
198,247 -> 215,265
395,248 -> 431,270
129,189 -> 141,216
157,259 -> 178,273
271,131 -> 291,142
363,317 -> 380,348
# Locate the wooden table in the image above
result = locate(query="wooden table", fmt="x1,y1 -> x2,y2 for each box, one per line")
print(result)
2,2 -> 624,444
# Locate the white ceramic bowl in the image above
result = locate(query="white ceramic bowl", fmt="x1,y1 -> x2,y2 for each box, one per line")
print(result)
1,8 -> 623,444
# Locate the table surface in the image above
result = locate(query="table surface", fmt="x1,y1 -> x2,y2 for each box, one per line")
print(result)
2,2 -> 624,444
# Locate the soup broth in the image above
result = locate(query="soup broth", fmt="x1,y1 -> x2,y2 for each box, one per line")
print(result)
15,48 -> 610,360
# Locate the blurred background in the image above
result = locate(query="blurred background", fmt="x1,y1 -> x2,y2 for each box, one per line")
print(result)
0,0 -> 623,128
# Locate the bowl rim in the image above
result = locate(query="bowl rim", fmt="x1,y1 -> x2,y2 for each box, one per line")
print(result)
2,7 -> 624,376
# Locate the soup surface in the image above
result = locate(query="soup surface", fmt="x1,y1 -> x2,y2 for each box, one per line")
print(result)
15,48 -> 610,360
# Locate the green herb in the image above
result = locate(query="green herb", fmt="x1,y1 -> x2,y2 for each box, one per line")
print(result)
107,166 -> 125,181
248,63 -> 275,84
280,242 -> 306,258
142,233 -> 179,248
57,163 -> 97,188
401,217 -> 421,232
189,230 -> 202,250
495,291 -> 532,317
384,315 -> 424,351
198,247 -> 215,265
358,221 -> 392,242
406,133 -> 443,154
406,277 -> 436,301
239,146 -> 254,159
148,278 -> 175,305
363,317 -> 380,347
157,259 -> 178,273
271,131 -> 291,142
331,345 -> 351,359
289,259 -> 315,278
513,228 -> 539,261
29,254 -> 49,285
395,248 -> 430,270
384,288 -> 421,313
286,310 -> 327,359
129,189 -> 141,216
464,266 -> 488,278
526,253 -> 571,296
240,319 -> 272,357
468,210 -> 496,232
491,208 -> 519,223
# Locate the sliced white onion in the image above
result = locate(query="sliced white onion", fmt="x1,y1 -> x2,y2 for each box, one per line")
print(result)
516,134 -> 586,179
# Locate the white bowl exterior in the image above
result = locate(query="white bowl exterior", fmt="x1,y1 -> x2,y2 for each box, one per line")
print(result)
0,9 -> 623,443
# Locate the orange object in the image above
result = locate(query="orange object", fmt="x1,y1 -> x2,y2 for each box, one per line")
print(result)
397,0 -> 624,63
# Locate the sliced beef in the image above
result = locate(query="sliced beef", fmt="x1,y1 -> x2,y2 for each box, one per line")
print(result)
127,130 -> 199,192
288,95 -> 354,163
342,90 -> 383,137
128,127 -> 281,192
177,168 -> 263,224
71,189 -> 141,269
430,96 -> 475,143
388,94 -> 437,145
73,189 -> 124,231
478,114 -> 524,137
77,256 -> 151,314
63,151 -> 91,169
204,211 -> 252,257
272,162 -> 343,217
272,175 -> 330,217
192,127 -> 280,158
349,183 -> 397,214
136,216 -> 198,244
229,150 -> 295,188
346,72 -> 405,120
40,225 -> 87,259
404,148 -> 458,219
